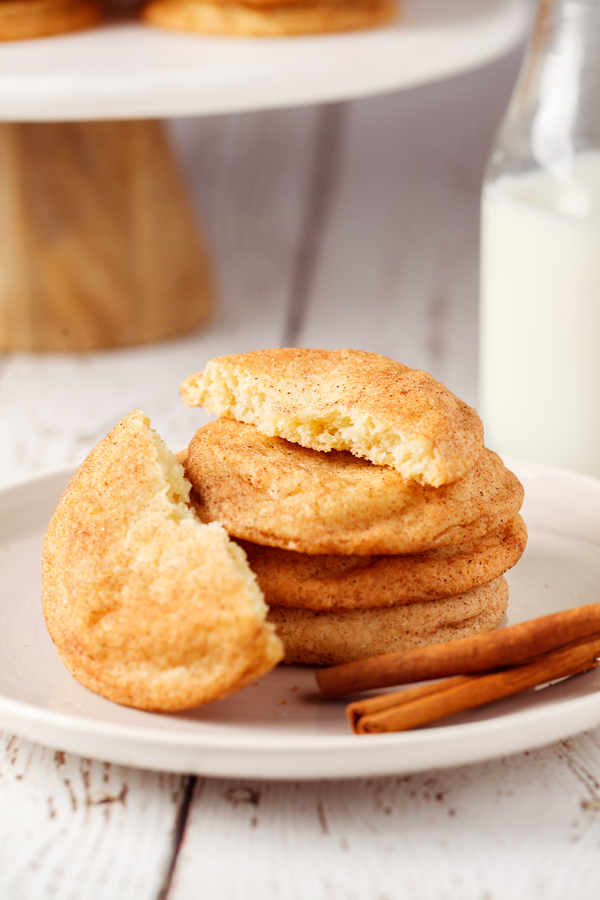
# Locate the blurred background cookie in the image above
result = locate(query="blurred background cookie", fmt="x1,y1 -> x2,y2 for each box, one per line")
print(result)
141,0 -> 397,37
0,0 -> 103,41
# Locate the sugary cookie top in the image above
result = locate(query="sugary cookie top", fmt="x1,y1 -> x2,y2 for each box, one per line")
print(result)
180,348 -> 484,487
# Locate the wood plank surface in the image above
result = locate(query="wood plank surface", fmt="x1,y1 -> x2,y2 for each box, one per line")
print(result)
170,733 -> 600,900
0,732 -> 187,900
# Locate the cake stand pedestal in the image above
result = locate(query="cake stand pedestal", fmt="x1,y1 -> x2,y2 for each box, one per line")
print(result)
0,119 -> 212,350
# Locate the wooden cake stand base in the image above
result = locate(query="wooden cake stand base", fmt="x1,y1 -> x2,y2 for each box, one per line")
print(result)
0,119 -> 212,351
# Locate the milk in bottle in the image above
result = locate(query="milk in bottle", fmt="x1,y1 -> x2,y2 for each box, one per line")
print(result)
479,0 -> 600,477
481,153 -> 600,475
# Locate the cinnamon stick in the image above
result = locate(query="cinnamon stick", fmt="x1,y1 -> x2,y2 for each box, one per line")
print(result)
348,636 -> 600,734
346,675 -> 474,730
316,602 -> 600,698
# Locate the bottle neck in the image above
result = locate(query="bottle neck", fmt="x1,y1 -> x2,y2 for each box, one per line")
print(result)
487,0 -> 600,182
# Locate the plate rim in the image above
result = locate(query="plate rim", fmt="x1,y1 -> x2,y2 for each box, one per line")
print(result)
3,673 -> 600,751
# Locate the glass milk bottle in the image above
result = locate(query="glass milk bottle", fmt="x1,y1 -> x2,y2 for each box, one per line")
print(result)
480,0 -> 600,477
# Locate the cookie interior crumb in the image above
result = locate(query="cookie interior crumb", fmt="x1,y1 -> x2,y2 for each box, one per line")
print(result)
182,363 -> 442,484
137,411 -> 269,620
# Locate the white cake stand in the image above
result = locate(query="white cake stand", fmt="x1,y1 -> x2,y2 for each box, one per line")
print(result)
0,0 -> 528,120
0,0 -> 528,351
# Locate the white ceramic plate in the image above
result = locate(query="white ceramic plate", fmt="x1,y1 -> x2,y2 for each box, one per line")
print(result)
0,0 -> 528,121
2,461 -> 600,780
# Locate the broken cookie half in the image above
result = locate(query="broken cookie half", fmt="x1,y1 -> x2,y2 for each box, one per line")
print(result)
42,409 -> 283,711
179,348 -> 484,487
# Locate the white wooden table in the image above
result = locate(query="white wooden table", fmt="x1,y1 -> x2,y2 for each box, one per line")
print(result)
3,45 -> 600,900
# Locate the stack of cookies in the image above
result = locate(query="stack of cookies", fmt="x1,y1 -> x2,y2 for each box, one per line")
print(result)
180,348 -> 526,666
141,0 -> 397,38
40,347 -> 526,711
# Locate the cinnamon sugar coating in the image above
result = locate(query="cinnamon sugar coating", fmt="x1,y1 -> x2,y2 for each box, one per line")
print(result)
184,418 -> 523,555
268,577 -> 509,666
42,410 -> 283,711
239,516 -> 527,610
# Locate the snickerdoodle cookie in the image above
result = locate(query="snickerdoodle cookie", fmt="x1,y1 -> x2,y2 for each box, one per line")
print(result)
42,410 -> 283,711
0,0 -> 102,41
238,515 -> 527,610
142,0 -> 396,36
184,418 -> 524,555
180,349 -> 484,487
268,576 -> 509,666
